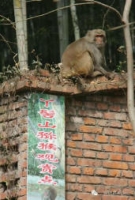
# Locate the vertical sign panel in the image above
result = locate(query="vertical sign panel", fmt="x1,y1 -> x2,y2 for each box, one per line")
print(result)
28,93 -> 65,200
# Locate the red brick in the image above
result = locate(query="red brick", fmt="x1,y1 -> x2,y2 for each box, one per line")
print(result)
108,120 -> 121,128
88,95 -> 103,102
97,152 -> 109,160
68,166 -> 81,174
21,161 -> 27,168
83,133 -> 95,141
129,180 -> 135,187
18,196 -> 27,200
71,133 -> 82,141
129,163 -> 135,170
19,177 -> 27,186
106,187 -> 121,195
123,154 -> 134,162
103,161 -> 128,170
83,184 -> 95,192
123,122 -> 132,130
21,124 -> 28,131
97,102 -> 108,110
66,174 -> 77,183
78,110 -> 103,118
121,170 -> 133,178
102,195 -> 128,200
0,157 -> 7,166
95,169 -> 108,176
109,105 -> 121,112
122,188 -> 134,195
66,192 -> 76,200
20,133 -> 27,142
104,128 -> 128,137
67,183 -> 82,191
104,112 -> 127,121
38,69 -> 50,76
84,117 -> 96,125
110,153 -> 123,161
103,145 -> 127,153
103,178 -> 127,186
77,158 -> 101,167
70,149 -> 82,157
79,125 -> 102,134
17,188 -> 27,196
123,138 -> 134,145
109,169 -> 121,177
19,143 -> 27,152
66,157 -> 76,165
110,137 -> 121,144
19,152 -> 27,160
72,99 -> 82,107
66,140 -> 76,148
9,102 -> 27,111
22,170 -> 27,177
128,147 -> 135,154
77,176 -> 101,184
103,96 -> 126,104
84,102 -> 96,108
96,135 -> 108,143
77,193 -> 101,200
83,150 -> 96,158
11,117 -> 26,127
97,119 -> 108,126
77,142 -> 102,151
0,192 -> 6,199
83,167 -> 94,175
96,185 -> 106,194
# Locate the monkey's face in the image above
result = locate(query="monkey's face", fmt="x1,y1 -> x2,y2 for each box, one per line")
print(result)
95,34 -> 106,48
86,29 -> 106,49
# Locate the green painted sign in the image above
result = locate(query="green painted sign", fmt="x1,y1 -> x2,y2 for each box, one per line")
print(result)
28,93 -> 65,200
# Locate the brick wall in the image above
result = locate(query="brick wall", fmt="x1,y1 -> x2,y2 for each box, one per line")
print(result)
0,94 -> 28,200
0,91 -> 135,200
65,94 -> 135,200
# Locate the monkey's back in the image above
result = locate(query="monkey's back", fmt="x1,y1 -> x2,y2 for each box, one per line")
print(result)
61,37 -> 94,77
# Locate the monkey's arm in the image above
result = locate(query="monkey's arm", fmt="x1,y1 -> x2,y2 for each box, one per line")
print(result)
87,44 -> 113,79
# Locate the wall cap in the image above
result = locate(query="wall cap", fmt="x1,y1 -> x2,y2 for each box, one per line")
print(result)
0,69 -> 134,96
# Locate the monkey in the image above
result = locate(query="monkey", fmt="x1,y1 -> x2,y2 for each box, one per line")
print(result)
60,29 -> 114,79
41,186 -> 57,200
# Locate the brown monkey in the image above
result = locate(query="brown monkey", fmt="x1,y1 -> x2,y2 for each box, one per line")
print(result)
61,29 -> 113,79
41,186 -> 57,200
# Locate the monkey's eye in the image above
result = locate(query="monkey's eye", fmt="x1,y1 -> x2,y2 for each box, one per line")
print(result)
95,35 -> 104,38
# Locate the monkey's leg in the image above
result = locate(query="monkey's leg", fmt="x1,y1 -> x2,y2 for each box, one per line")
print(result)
94,66 -> 114,79
91,71 -> 102,77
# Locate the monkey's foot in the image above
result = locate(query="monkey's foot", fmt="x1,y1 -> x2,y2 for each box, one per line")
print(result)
77,77 -> 87,91
106,72 -> 115,80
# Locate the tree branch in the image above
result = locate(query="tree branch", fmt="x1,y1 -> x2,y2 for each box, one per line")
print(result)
27,1 -> 122,22
0,34 -> 16,54
122,0 -> 135,133
109,21 -> 135,31
0,14 -> 15,29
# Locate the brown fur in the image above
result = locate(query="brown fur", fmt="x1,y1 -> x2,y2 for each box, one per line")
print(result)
61,29 -> 113,79
41,186 -> 57,200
